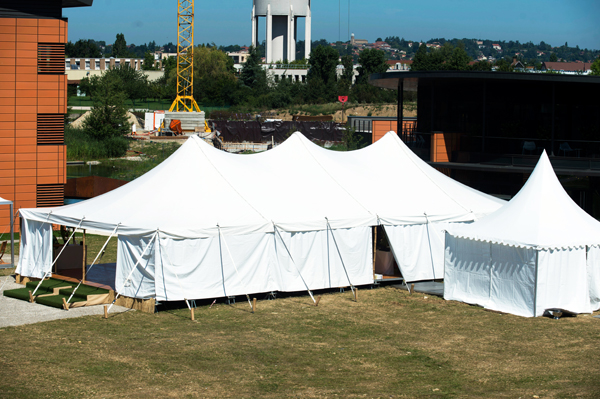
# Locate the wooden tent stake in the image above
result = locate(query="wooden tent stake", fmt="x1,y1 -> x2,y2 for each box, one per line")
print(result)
62,297 -> 69,310
252,298 -> 257,313
315,295 -> 321,306
28,290 -> 34,303
190,307 -> 195,321
103,305 -> 108,319
354,287 -> 358,302
410,283 -> 415,294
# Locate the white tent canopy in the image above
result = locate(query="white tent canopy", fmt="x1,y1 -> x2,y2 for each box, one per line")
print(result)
444,151 -> 600,317
17,132 -> 503,300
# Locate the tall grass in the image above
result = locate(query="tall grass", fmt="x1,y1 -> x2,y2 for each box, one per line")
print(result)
65,126 -> 129,161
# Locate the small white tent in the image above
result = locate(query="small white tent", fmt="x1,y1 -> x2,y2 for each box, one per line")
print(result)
444,151 -> 600,317
17,132 -> 503,301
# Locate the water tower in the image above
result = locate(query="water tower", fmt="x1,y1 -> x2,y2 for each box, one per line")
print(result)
252,0 -> 311,63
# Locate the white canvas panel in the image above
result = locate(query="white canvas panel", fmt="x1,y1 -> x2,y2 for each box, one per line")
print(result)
116,234 -> 157,299
16,218 -> 52,279
444,234 -> 492,306
154,232 -> 276,301
536,248 -> 589,316
488,244 -> 536,317
274,226 -> 372,292
385,222 -> 457,282
586,246 -> 600,311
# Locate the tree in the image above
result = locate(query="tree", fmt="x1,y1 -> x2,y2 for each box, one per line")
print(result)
82,72 -> 130,156
338,55 -> 354,95
193,46 -> 237,105
65,39 -> 101,58
142,51 -> 156,70
550,52 -> 558,62
240,46 -> 268,95
111,33 -> 129,58
591,57 -> 600,76
356,49 -> 388,84
308,45 -> 339,85
495,58 -> 514,72
445,42 -> 471,70
411,44 -> 430,71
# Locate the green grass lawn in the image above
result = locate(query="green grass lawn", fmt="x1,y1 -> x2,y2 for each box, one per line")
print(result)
0,283 -> 599,398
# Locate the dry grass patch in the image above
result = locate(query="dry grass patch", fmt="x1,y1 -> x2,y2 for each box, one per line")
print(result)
0,286 -> 599,398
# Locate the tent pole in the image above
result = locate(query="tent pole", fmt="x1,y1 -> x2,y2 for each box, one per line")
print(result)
423,213 -> 436,279
533,250 -> 539,317
10,203 -> 14,268
325,218 -> 355,298
108,231 -> 157,313
373,226 -> 377,281
67,224 -> 120,305
273,224 -> 316,304
82,229 -> 86,282
32,216 -> 84,297
218,225 -> 253,309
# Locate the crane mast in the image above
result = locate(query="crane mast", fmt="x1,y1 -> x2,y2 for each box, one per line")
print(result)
169,0 -> 201,112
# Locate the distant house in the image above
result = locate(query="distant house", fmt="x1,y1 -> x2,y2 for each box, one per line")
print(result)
386,60 -> 413,71
511,58 -> 526,71
476,40 -> 484,48
492,44 -> 502,51
542,62 -> 593,74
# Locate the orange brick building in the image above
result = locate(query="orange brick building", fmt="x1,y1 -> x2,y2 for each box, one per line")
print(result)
0,1 -> 93,232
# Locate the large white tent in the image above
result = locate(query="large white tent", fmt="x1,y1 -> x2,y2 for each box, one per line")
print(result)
444,151 -> 600,317
17,132 -> 503,301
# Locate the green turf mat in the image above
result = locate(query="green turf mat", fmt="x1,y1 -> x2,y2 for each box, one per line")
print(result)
3,288 -> 33,301
59,285 -> 109,300
35,294 -> 85,309
25,278 -> 73,293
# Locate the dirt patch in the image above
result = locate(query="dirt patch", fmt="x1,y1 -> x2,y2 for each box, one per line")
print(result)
265,104 -> 416,123
71,111 -> 143,130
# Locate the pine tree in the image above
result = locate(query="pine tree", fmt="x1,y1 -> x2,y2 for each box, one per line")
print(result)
111,33 -> 129,58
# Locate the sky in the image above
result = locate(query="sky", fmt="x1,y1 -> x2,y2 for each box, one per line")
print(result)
64,0 -> 600,50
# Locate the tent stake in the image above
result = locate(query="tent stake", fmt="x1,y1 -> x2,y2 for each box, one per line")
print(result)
62,297 -> 69,310
104,305 -> 108,319
410,283 -> 415,294
28,290 -> 34,303
354,287 -> 358,302
190,307 -> 195,321
315,295 -> 321,306
252,297 -> 257,313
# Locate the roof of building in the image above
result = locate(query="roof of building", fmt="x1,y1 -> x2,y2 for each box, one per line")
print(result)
542,62 -> 593,71
62,0 -> 93,7
369,70 -> 600,91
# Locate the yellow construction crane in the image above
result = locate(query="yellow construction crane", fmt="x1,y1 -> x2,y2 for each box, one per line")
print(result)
169,0 -> 200,113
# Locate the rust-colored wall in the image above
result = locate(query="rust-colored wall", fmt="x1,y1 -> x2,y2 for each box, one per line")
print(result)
430,132 -> 460,163
372,120 -> 417,143
0,17 -> 68,232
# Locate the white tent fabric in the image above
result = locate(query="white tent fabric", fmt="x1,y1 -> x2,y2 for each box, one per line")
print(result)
17,132 -> 503,299
0,197 -> 11,205
445,151 -> 600,316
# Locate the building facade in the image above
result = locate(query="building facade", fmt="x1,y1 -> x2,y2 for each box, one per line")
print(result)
0,0 -> 93,232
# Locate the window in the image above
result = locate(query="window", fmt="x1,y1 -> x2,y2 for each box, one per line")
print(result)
65,60 -> 70,70
37,114 -> 64,145
38,43 -> 65,74
85,60 -> 90,70
115,60 -> 120,68
75,59 -> 80,70
95,60 -> 100,70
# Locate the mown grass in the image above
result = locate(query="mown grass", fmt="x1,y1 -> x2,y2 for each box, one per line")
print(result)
0,283 -> 599,398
